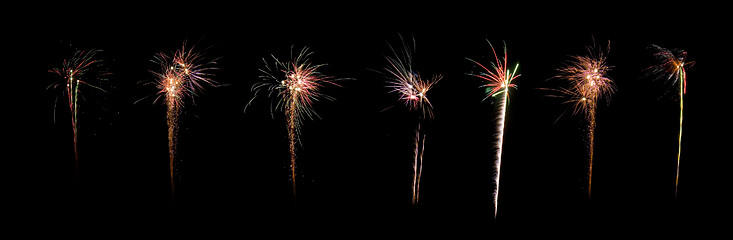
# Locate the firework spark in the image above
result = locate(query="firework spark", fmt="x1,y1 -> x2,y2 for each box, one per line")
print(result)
467,41 -> 519,219
555,40 -> 614,199
49,49 -> 109,185
151,42 -> 218,201
247,46 -> 342,198
646,44 -> 693,200
384,36 -> 441,206
384,38 -> 441,119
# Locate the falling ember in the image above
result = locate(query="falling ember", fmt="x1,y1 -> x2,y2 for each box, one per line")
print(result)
383,36 -> 441,206
151,42 -> 219,202
247,46 -> 343,198
555,39 -> 614,199
646,44 -> 693,200
467,41 -> 519,219
48,49 -> 109,185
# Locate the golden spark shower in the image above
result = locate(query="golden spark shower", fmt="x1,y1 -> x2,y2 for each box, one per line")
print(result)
151,42 -> 219,201
555,40 -> 614,199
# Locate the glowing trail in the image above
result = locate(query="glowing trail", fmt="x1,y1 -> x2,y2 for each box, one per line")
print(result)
49,49 -> 108,185
467,41 -> 519,218
646,44 -> 693,199
495,83 -> 508,217
411,123 -> 427,205
412,123 -> 421,205
555,40 -> 614,199
676,72 -> 683,199
417,129 -> 425,204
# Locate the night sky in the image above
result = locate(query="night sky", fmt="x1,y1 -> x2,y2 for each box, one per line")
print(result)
9,3 -> 728,236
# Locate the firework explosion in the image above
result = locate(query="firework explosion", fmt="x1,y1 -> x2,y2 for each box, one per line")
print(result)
151,42 -> 218,201
467,41 -> 519,218
247,46 -> 342,198
646,44 -> 693,199
49,49 -> 109,184
384,37 -> 441,206
555,40 -> 614,199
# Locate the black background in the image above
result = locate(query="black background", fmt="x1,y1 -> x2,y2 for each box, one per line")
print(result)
8,3 -> 728,237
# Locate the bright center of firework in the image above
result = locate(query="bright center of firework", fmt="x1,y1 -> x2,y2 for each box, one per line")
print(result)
284,72 -> 311,93
581,97 -> 587,101
166,77 -> 179,96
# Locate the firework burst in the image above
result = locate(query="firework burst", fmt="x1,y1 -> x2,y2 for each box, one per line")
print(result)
555,40 -> 614,199
383,36 -> 441,206
150,42 -> 218,201
646,44 -> 693,200
467,41 -> 519,219
49,49 -> 109,185
247,46 -> 342,198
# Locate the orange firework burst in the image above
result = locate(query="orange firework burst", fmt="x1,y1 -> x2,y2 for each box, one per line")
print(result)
646,44 -> 694,200
555,39 -> 614,199
467,41 -> 519,219
150,42 -> 218,202
383,36 -> 441,206
247,46 -> 342,198
153,43 -> 218,108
